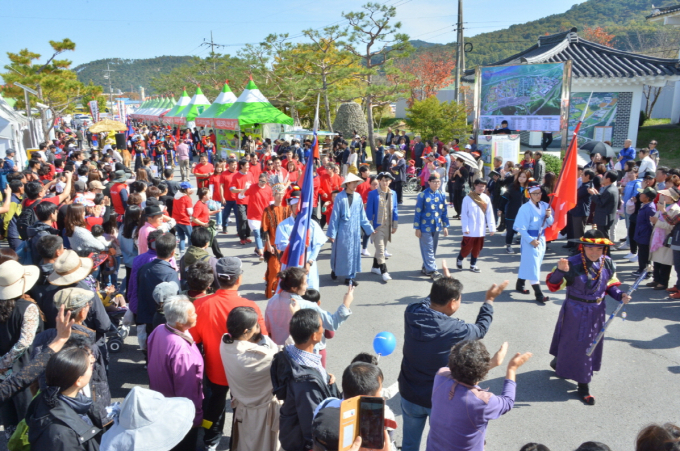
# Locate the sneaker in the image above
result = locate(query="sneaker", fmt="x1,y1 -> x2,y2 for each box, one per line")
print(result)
361,248 -> 371,257
624,252 -> 636,259
421,267 -> 427,275
345,278 -> 359,287
428,271 -> 443,280
222,226 -> 227,234
617,243 -> 630,250
645,281 -> 657,287
558,233 -> 566,240
670,291 -> 680,299
245,238 -> 253,243
506,245 -> 515,254
371,267 -> 382,275
628,255 -> 638,263
382,272 -> 392,282
456,259 -> 463,270
631,270 -> 643,277
384,250 -> 392,258
470,266 -> 481,273
239,239 -> 246,245
666,286 -> 679,293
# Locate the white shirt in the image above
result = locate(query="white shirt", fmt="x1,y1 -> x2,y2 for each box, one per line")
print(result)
460,193 -> 496,237
638,156 -> 656,177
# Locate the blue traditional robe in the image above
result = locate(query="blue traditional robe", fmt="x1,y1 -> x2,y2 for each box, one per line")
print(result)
513,200 -> 553,281
326,190 -> 374,278
275,215 -> 327,289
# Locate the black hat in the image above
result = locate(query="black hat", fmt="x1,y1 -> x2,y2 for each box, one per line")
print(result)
144,205 -> 163,217
642,172 -> 655,180
568,227 -> 614,246
377,171 -> 395,181
312,407 -> 340,451
489,170 -> 500,178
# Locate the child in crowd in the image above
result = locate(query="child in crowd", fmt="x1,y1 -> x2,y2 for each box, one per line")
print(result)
406,159 -> 417,177
302,289 -> 334,367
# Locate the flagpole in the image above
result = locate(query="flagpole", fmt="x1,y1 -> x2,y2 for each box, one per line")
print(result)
304,94 -> 321,266
540,92 -> 593,233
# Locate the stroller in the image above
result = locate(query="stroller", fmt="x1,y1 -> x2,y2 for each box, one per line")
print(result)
106,308 -> 130,354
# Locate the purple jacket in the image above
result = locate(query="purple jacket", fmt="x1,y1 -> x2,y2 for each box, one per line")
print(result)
127,250 -> 157,313
147,324 -> 204,426
427,368 -> 516,451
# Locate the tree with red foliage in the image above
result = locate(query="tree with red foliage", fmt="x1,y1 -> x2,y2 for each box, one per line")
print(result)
582,27 -> 615,47
396,52 -> 456,106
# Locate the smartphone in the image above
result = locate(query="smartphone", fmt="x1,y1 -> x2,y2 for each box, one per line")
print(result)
359,397 -> 385,449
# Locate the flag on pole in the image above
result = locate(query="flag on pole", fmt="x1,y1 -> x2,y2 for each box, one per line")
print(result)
280,96 -> 320,268
544,93 -> 592,242
126,118 -> 134,139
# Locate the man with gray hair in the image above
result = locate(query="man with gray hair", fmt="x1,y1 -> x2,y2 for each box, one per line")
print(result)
147,295 -> 203,450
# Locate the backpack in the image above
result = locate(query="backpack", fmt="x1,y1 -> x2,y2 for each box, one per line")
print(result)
16,201 -> 39,241
15,240 -> 33,265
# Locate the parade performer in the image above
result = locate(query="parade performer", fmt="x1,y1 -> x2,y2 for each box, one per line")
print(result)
276,190 -> 327,290
261,184 -> 293,298
365,172 -> 398,282
327,173 -> 375,286
414,174 -> 449,280
514,182 -> 553,303
546,228 -> 631,405
457,178 -> 495,273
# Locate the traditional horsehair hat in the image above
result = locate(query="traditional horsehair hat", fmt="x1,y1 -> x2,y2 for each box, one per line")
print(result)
569,227 -> 614,247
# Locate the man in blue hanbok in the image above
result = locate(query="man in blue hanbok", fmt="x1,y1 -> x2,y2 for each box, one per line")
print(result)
275,190 -> 327,290
414,174 -> 449,280
513,182 -> 553,303
327,173 -> 375,286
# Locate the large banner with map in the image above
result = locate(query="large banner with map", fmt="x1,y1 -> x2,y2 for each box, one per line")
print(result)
546,92 -> 619,148
475,62 -> 570,132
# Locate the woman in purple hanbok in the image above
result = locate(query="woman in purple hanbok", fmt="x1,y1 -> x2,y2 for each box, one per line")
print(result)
546,228 -> 631,405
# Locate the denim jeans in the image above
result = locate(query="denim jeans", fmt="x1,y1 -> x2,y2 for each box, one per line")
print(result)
252,228 -> 264,250
419,231 -> 439,273
400,397 -> 431,451
176,224 -> 193,253
223,200 -> 238,229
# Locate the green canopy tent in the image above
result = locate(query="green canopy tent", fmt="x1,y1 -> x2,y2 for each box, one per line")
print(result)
195,82 -> 237,128
214,79 -> 294,131
172,86 -> 211,126
163,90 -> 191,125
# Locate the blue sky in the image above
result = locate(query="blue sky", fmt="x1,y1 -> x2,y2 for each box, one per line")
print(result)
0,0 -> 584,70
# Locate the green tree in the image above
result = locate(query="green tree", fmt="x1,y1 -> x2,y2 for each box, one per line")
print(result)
343,2 -> 413,157
298,26 -> 363,131
81,81 -> 108,115
1,39 -> 89,142
406,96 -> 468,143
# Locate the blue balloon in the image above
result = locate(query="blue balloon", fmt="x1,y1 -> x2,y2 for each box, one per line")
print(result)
373,332 -> 397,356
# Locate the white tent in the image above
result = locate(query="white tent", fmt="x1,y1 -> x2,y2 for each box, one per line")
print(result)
0,94 -> 31,168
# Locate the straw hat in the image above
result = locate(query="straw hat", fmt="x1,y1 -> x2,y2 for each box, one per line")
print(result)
0,261 -> 39,300
48,250 -> 94,286
100,387 -> 194,451
341,173 -> 364,186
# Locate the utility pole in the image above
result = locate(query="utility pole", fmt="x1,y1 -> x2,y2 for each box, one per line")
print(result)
454,0 -> 465,103
103,63 -> 115,114
201,31 -> 227,72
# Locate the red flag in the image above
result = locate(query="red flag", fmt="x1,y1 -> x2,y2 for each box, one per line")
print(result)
544,121 -> 582,242
312,136 -> 319,160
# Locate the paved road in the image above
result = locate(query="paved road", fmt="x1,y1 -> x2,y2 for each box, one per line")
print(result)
105,175 -> 680,451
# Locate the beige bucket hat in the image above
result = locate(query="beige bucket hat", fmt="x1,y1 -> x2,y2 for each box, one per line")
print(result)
48,250 -> 94,286
0,261 -> 39,300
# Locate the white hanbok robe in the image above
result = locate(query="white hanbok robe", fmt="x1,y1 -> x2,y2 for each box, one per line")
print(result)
513,200 -> 554,281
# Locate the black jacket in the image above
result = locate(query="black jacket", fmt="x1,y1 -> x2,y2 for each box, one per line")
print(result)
503,184 -> 527,220
136,259 -> 179,325
271,347 -> 341,451
592,184 -> 619,227
32,324 -> 112,428
398,299 -> 493,409
27,221 -> 60,265
571,181 -> 593,218
26,389 -> 100,451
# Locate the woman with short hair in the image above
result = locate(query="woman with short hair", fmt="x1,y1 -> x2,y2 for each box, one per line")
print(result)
427,340 -> 531,451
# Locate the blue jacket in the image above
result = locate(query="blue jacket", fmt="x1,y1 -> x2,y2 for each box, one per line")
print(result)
619,147 -> 636,166
136,259 -> 179,324
398,299 -> 493,408
634,202 -> 657,245
623,178 -> 642,205
365,189 -> 398,228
